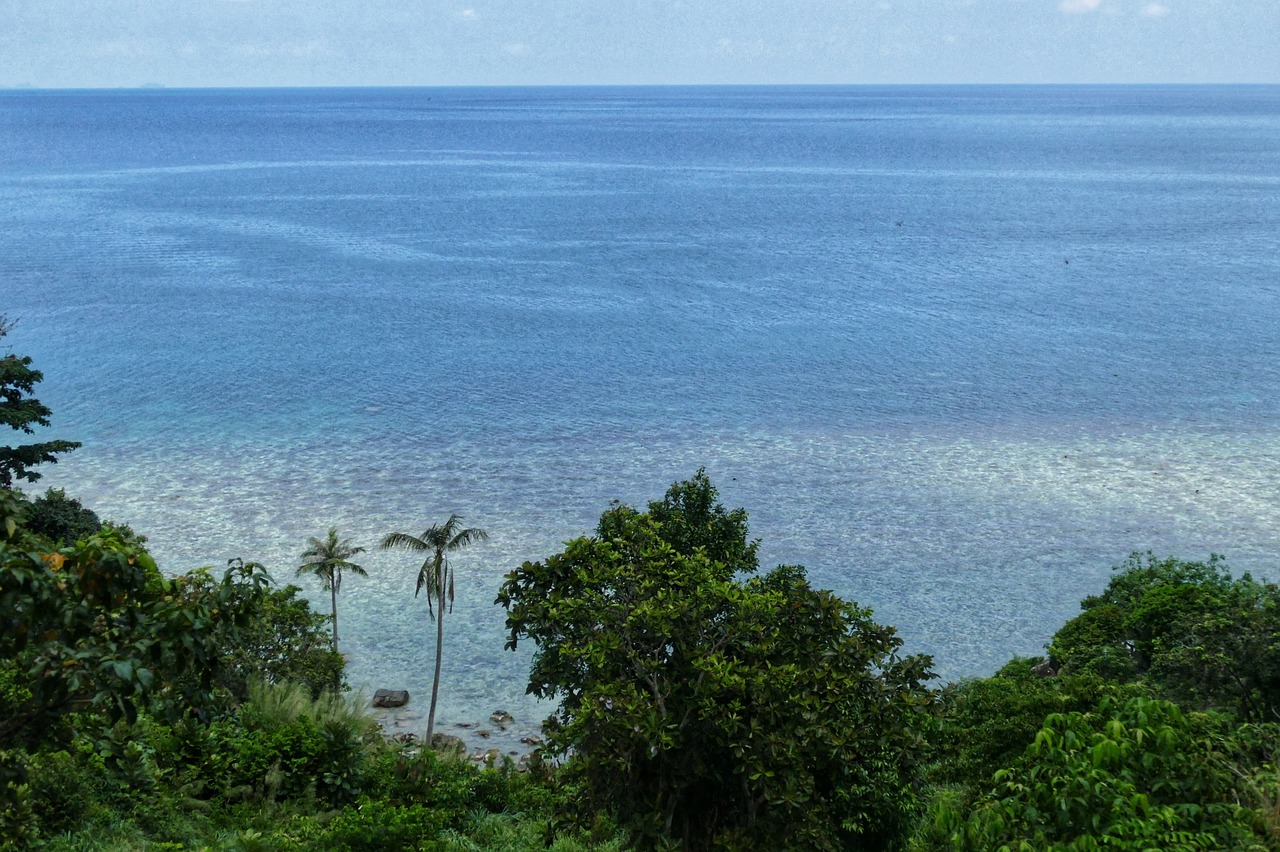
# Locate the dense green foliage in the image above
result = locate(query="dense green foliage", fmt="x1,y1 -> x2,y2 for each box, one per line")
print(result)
215,582 -> 347,702
5,679 -> 611,851
920,553 -> 1280,852
949,696 -> 1271,850
0,317 -> 80,488
929,658 -> 1136,791
0,486 -> 612,852
1047,552 -> 1280,720
0,525 -> 271,744
23,487 -> 105,546
499,472 -> 936,850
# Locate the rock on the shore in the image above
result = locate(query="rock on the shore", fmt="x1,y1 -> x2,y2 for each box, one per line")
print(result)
1030,659 -> 1057,678
430,732 -> 466,755
373,689 -> 410,708
475,748 -> 502,764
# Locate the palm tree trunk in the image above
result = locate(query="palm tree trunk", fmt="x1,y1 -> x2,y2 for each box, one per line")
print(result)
428,589 -> 445,742
331,584 -> 339,651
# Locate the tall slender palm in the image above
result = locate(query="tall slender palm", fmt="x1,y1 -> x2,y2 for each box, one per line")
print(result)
381,514 -> 488,741
297,527 -> 368,654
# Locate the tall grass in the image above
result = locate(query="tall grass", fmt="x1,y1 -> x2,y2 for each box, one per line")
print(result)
240,679 -> 376,738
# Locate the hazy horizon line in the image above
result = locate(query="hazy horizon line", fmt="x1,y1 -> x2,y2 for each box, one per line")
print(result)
5,81 -> 1279,92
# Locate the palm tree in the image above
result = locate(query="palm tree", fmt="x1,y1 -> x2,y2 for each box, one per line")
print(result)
381,514 -> 488,741
297,527 -> 368,654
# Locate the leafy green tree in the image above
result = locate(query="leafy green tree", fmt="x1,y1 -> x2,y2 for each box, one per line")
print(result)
297,527 -> 368,655
214,582 -> 346,701
0,317 -> 80,488
498,473 -> 936,851
381,514 -> 489,741
597,466 -> 759,575
1048,553 -> 1280,720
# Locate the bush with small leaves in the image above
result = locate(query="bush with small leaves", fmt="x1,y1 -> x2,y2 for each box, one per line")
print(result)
23,488 -> 103,547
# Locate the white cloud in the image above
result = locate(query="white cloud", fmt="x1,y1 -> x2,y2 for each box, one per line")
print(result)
1141,2 -> 1170,17
1060,0 -> 1101,12
457,8 -> 478,20
502,43 -> 530,56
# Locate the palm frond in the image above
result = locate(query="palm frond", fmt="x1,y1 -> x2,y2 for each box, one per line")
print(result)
297,527 -> 367,592
447,526 -> 490,551
385,516 -> 488,613
417,555 -> 443,606
381,531 -> 430,552
296,558 -> 335,589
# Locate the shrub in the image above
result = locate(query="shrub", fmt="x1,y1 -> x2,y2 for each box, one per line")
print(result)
23,488 -> 102,547
317,799 -> 448,851
218,587 -> 346,702
225,681 -> 380,807
946,696 -> 1270,851
932,657 -> 1136,789
25,747 -> 115,834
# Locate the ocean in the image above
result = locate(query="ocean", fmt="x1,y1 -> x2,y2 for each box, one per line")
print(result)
3,85 -> 1280,746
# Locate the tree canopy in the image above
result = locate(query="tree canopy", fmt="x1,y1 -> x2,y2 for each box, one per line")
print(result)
0,524 -> 272,745
951,696 -> 1269,851
1048,552 -> 1280,720
0,317 -> 80,489
498,472 -> 936,851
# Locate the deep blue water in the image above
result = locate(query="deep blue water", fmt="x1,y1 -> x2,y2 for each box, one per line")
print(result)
4,86 -> 1280,746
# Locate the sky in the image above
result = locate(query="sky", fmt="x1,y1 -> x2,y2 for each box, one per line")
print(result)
1,0 -> 1277,88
